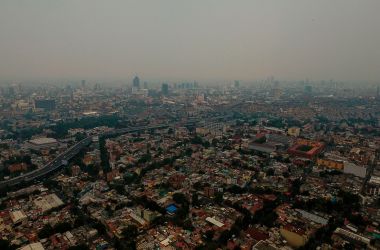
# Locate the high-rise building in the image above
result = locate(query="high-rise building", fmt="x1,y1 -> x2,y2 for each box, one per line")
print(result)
133,76 -> 140,89
161,83 -> 169,95
234,80 -> 240,88
304,85 -> 312,95
273,88 -> 282,99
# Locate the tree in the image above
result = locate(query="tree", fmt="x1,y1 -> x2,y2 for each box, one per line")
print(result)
192,192 -> 199,206
138,153 -> 152,163
193,181 -> 203,190
266,168 -> 275,176
291,178 -> 303,196
122,224 -> 138,240
214,192 -> 224,204
38,224 -> 53,239
0,239 -> 16,250
183,219 -> 195,231
185,148 -> 193,157
227,185 -> 245,194
211,138 -> 219,147
55,222 -> 72,233
173,193 -> 188,205
191,136 -> 203,145
105,204 -> 114,216
218,230 -> 233,245
43,179 -> 59,189
205,230 -> 215,241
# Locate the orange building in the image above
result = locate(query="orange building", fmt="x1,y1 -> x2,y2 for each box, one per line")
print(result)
8,163 -> 28,173
317,158 -> 344,170
288,139 -> 325,159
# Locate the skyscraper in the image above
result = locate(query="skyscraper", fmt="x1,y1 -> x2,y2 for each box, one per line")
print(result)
234,80 -> 240,88
133,76 -> 140,89
161,83 -> 169,96
304,85 -> 312,95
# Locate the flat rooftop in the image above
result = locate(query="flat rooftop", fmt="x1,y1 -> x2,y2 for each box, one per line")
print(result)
29,137 -> 58,145
33,193 -> 64,212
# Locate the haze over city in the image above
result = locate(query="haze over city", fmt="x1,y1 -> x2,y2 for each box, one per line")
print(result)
1,0 -> 380,83
0,2 -> 380,250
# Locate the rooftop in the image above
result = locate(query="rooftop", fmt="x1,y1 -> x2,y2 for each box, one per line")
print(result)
29,137 -> 58,145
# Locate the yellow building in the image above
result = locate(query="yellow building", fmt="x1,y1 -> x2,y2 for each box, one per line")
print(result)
317,158 -> 344,170
143,209 -> 158,222
280,224 -> 309,248
287,127 -> 300,137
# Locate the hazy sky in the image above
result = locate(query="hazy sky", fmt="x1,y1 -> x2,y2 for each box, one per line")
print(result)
0,0 -> 379,83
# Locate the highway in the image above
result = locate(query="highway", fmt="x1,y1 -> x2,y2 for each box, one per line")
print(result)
0,124 -> 169,189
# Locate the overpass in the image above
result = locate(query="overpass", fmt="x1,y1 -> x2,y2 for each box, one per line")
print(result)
0,124 -> 169,189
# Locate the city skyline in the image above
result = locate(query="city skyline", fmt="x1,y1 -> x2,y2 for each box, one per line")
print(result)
1,2 -> 380,250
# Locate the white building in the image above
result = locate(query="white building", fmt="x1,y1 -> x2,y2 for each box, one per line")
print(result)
9,210 -> 27,225
343,162 -> 367,178
20,242 -> 45,250
26,137 -> 59,150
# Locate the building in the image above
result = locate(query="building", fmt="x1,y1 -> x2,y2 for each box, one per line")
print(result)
34,99 -> 56,111
206,217 -> 224,228
343,162 -> 366,178
252,240 -> 279,250
129,211 -> 147,226
366,176 -> 380,196
168,173 -> 186,189
166,204 -> 178,215
234,80 -> 240,88
273,88 -> 282,99
71,165 -> 81,177
8,163 -> 28,173
20,242 -> 45,250
9,210 -> 27,225
317,158 -> 344,170
161,83 -> 169,95
287,127 -> 300,137
143,209 -> 158,222
304,85 -> 312,95
204,186 -> 215,198
280,223 -> 309,248
333,228 -> 371,248
295,209 -> 328,225
26,137 -> 59,150
133,76 -> 140,90
33,193 -> 64,213
288,140 -> 325,159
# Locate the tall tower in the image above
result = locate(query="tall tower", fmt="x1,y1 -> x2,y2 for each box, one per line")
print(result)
161,83 -> 169,96
133,76 -> 140,89
132,76 -> 140,94
234,80 -> 240,88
